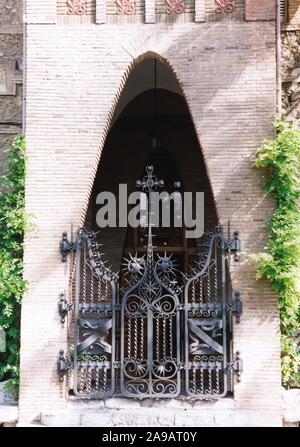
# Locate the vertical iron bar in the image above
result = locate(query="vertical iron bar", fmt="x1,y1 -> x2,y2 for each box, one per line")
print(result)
162,316 -> 166,359
128,315 -> 132,358
176,299 -> 181,395
73,234 -> 82,396
134,316 -> 138,359
140,315 -> 144,359
200,368 -> 204,394
155,317 -> 159,360
82,249 -> 86,303
110,281 -> 116,395
95,364 -> 100,392
221,234 -> 228,397
169,317 -> 173,357
184,277 -> 190,395
214,245 -> 218,303
97,276 -> 101,302
148,306 -> 153,396
120,302 -> 125,394
90,268 -> 94,303
199,277 -> 203,304
207,267 -> 211,303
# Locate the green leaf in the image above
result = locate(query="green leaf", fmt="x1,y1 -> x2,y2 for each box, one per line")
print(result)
254,119 -> 300,388
0,136 -> 27,389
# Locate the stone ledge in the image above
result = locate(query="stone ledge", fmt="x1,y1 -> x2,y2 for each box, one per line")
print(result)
67,396 -> 235,411
282,389 -> 300,423
0,124 -> 22,135
41,410 -> 81,427
40,407 -> 281,427
0,404 -> 18,424
0,25 -> 23,34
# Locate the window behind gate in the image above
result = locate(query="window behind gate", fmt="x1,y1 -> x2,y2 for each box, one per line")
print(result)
58,165 -> 243,399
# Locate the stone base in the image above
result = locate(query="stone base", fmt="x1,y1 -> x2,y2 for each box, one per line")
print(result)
36,398 -> 282,427
0,404 -> 18,425
282,388 -> 300,424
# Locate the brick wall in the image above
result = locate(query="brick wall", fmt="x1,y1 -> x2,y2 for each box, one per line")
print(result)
245,0 -> 275,20
24,0 -> 56,23
19,1 -> 281,427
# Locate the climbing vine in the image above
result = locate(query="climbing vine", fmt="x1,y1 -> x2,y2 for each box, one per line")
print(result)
0,136 -> 27,387
254,119 -> 300,387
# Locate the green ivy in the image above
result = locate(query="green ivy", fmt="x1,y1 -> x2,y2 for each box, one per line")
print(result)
0,136 -> 27,388
254,119 -> 300,387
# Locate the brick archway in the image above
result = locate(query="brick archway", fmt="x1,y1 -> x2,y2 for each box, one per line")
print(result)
80,51 -> 217,229
19,20 -> 281,426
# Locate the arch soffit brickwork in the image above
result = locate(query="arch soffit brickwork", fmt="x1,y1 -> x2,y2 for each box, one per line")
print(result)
80,51 -> 219,228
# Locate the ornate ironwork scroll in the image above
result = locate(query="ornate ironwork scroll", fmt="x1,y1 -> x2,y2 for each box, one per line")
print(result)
166,0 -> 185,14
215,0 -> 235,13
116,0 -> 135,15
67,0 -> 87,15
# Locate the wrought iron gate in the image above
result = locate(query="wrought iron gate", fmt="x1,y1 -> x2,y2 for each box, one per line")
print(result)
58,166 -> 243,399
185,231 -> 232,397
120,228 -> 182,397
58,230 -> 118,397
